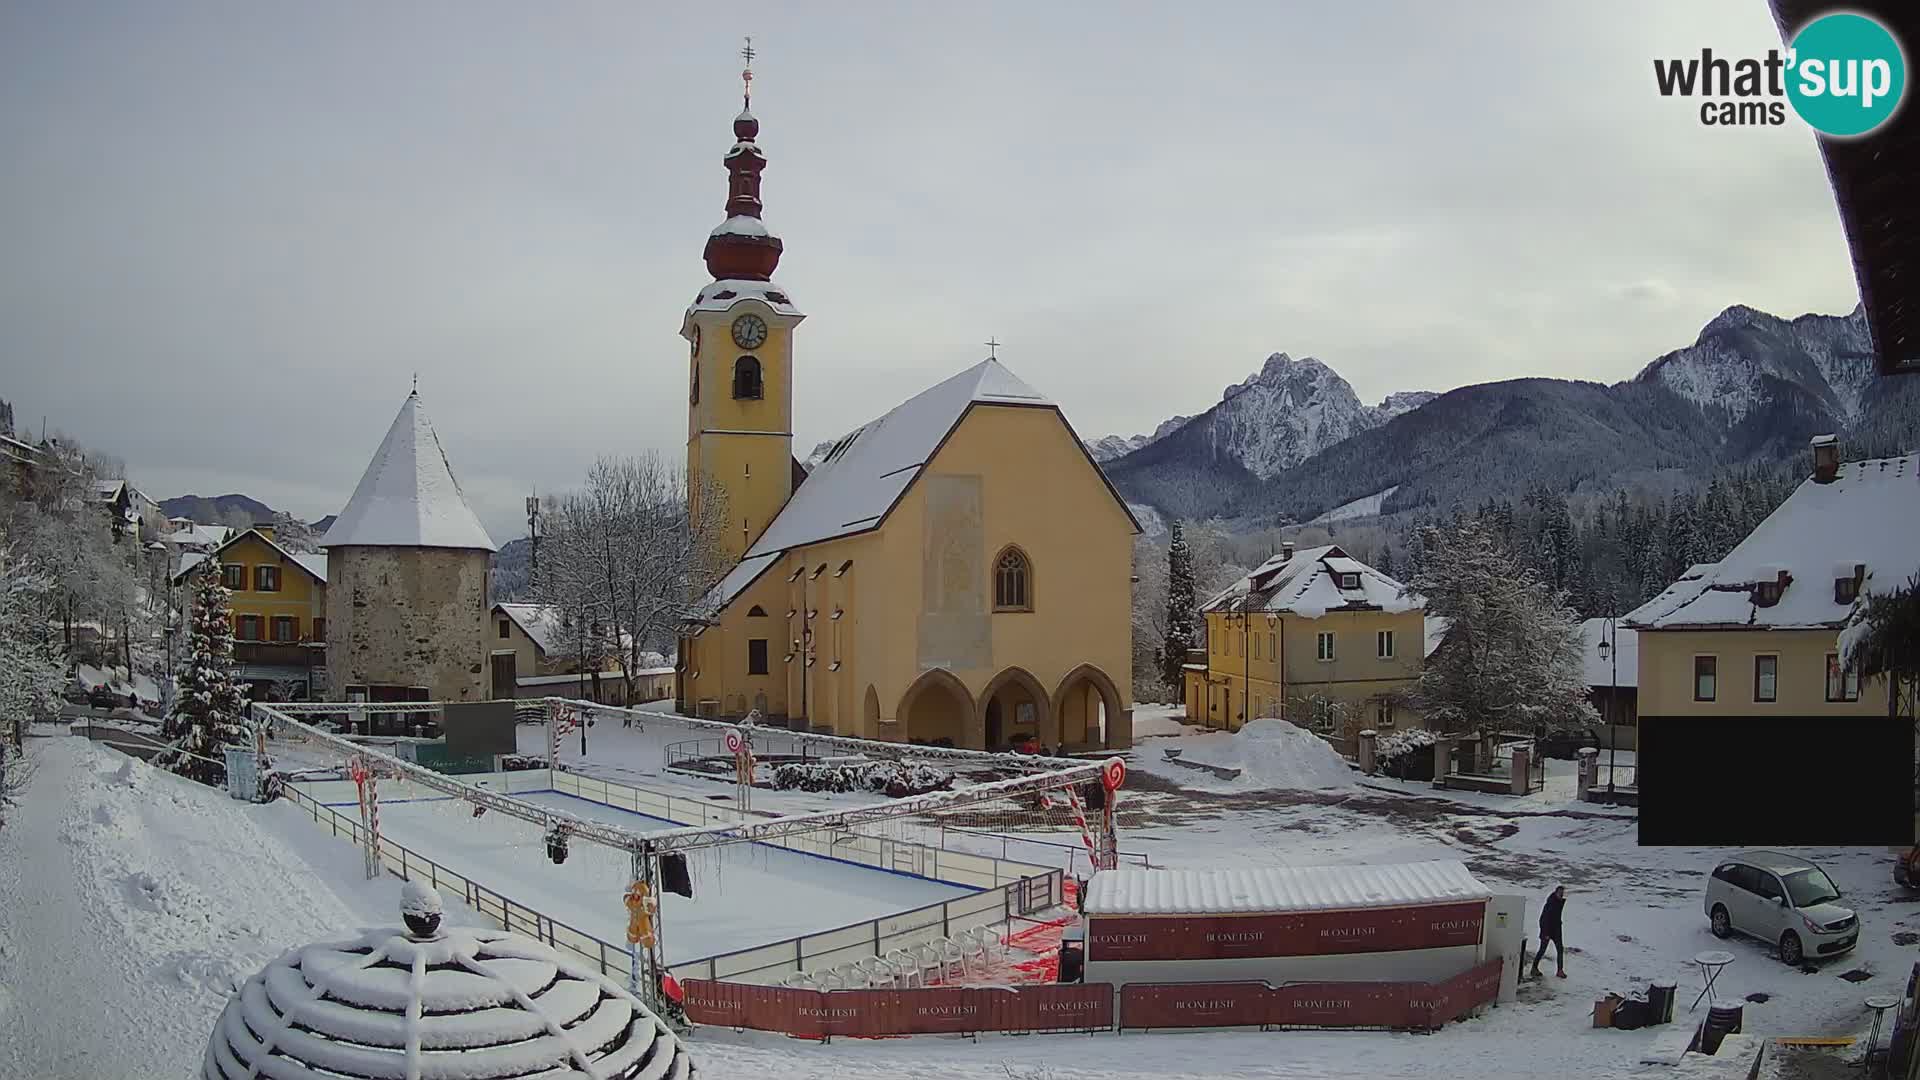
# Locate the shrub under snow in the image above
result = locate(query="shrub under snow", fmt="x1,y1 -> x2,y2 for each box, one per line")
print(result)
770,759 -> 954,798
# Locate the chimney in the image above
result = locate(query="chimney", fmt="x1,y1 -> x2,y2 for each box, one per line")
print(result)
1281,541 -> 1295,561
1811,434 -> 1840,483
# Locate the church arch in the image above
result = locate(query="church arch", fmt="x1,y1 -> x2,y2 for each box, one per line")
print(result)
863,684 -> 881,736
978,667 -> 1050,751
897,668 -> 977,749
1051,663 -> 1125,751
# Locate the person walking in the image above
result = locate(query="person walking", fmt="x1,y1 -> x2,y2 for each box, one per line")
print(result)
1531,885 -> 1568,979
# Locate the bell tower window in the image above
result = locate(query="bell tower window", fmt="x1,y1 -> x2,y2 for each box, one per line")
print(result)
733,356 -> 763,400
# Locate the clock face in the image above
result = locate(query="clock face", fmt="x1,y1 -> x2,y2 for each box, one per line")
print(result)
731,314 -> 768,350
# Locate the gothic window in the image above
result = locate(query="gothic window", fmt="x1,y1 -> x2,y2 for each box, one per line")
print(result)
690,358 -> 699,405
733,356 -> 763,400
747,605 -> 767,617
993,546 -> 1032,611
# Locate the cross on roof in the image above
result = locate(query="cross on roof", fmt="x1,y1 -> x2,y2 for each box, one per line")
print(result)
984,337 -> 1001,359
740,36 -> 755,102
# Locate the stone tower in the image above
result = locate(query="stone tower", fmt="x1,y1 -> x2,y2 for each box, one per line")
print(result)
681,49 -> 805,563
322,391 -> 497,704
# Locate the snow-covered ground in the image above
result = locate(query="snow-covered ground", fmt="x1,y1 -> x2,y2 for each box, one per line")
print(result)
7,726 -> 1913,1079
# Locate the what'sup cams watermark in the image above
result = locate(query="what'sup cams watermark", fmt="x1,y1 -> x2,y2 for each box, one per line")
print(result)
1654,11 -> 1907,136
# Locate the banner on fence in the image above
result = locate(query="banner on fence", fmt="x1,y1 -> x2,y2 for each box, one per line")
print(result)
681,980 -> 1113,1038
1087,901 -> 1487,962
1116,957 -> 1504,1031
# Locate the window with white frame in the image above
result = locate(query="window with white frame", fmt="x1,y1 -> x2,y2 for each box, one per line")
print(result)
1316,631 -> 1335,662
1377,629 -> 1394,659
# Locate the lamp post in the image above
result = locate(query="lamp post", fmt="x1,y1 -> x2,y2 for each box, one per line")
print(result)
1598,603 -> 1618,802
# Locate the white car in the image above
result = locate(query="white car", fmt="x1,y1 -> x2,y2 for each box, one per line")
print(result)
1704,851 -> 1858,966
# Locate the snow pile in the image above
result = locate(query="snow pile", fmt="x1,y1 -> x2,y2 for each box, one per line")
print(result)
770,759 -> 954,797
1179,718 -> 1356,791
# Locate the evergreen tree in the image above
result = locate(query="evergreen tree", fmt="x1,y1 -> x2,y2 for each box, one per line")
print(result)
1663,493 -> 1701,582
1406,518 -> 1596,733
1159,521 -> 1197,690
1378,543 -> 1395,578
162,565 -> 251,786
1699,476 -> 1739,559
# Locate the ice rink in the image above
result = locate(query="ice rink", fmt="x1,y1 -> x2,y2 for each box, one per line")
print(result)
345,789 -> 977,964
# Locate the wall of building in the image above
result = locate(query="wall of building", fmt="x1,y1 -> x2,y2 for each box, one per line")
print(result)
1637,627 -> 1887,717
326,546 -> 489,703
680,401 -> 1136,750
686,300 -> 796,565
218,531 -> 326,642
1200,606 -> 1424,730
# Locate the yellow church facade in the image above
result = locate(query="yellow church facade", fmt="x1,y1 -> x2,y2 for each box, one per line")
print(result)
674,80 -> 1137,751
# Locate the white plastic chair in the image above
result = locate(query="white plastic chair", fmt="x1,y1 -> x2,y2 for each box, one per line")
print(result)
885,948 -> 921,988
858,956 -> 894,988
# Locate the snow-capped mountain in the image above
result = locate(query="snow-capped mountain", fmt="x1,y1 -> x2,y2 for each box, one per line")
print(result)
1634,304 -> 1875,428
1085,415 -> 1193,463
1104,304 -> 1899,528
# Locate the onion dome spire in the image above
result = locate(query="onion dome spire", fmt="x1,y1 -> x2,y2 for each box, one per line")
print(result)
704,35 -> 784,281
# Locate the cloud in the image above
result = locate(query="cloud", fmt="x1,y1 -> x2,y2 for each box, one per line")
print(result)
0,1 -> 1864,538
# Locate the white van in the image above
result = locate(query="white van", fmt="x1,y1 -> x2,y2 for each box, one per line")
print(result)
1704,851 -> 1858,966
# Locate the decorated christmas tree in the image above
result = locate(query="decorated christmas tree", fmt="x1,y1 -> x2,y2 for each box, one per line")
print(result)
162,564 -> 251,785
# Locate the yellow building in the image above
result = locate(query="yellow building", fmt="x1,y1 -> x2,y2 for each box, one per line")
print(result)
1626,441 -> 1915,725
674,86 -> 1138,751
1185,544 -> 1427,739
174,525 -> 328,699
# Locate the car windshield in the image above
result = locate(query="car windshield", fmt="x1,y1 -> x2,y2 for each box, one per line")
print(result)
1782,868 -> 1841,908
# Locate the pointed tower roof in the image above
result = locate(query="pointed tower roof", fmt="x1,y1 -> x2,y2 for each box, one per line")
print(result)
321,392 -> 497,552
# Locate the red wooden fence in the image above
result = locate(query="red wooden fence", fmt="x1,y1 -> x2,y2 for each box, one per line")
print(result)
1086,902 -> 1487,962
681,956 -> 1503,1039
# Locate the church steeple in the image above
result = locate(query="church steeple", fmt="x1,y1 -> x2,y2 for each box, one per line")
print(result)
704,37 -> 784,282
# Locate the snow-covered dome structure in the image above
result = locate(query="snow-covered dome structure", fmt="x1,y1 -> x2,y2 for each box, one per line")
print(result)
203,886 -> 694,1079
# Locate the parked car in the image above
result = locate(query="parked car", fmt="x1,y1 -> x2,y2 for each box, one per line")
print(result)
1534,727 -> 1600,760
1895,847 -> 1920,888
1705,851 -> 1858,965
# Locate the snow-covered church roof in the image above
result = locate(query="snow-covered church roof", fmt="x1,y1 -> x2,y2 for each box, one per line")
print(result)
203,888 -> 694,1080
1625,452 -> 1919,631
321,392 -> 497,552
1204,545 -> 1422,619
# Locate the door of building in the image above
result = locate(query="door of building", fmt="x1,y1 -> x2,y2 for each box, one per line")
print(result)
490,652 -> 517,700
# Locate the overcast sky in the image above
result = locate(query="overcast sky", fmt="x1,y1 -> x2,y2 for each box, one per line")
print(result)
0,2 -> 1864,540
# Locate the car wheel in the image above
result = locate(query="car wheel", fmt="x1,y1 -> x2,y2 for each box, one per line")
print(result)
1779,931 -> 1804,966
1710,906 -> 1732,939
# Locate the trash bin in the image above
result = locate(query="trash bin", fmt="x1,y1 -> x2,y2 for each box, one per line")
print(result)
1700,1003 -> 1744,1054
1649,982 -> 1677,1025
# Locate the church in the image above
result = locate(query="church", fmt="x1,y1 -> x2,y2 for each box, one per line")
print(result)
674,65 -> 1137,751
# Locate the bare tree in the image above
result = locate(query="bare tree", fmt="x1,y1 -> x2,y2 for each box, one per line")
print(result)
531,454 -> 730,706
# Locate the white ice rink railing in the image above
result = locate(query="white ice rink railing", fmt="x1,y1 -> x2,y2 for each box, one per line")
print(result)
276,765 -> 1065,987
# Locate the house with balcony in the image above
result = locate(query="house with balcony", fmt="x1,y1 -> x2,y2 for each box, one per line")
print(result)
1185,543 -> 1427,747
174,525 -> 327,700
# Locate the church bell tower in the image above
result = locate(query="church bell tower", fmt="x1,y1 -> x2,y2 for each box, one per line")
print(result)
682,38 -> 803,563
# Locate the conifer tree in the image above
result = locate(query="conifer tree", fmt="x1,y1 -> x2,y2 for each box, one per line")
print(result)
1159,521 -> 1197,690
161,565 -> 251,786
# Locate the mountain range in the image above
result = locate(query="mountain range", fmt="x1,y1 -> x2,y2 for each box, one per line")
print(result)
1099,304 -> 1917,528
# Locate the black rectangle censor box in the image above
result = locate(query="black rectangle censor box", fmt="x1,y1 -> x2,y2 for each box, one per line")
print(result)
1638,717 -> 1915,846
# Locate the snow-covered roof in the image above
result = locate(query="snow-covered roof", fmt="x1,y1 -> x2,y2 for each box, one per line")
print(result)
742,359 -> 1054,559
1084,859 -> 1489,916
1424,615 -> 1450,658
699,550 -> 781,613
166,523 -> 230,549
172,528 -> 327,584
494,603 -> 633,658
203,904 -> 693,1079
321,392 -> 497,552
687,278 -> 802,318
1625,453 -> 1920,631
1579,618 -> 1638,688
710,214 -> 775,239
1204,545 -> 1422,619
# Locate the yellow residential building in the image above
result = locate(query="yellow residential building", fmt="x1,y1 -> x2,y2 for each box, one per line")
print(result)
1626,441 -> 1915,725
674,87 -> 1138,750
174,525 -> 328,699
1185,544 -> 1428,739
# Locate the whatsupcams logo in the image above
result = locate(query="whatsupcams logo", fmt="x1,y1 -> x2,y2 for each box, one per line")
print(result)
1654,11 -> 1907,136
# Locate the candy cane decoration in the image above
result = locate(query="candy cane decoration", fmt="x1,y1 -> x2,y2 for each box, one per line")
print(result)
351,756 -> 382,880
1063,784 -> 1099,873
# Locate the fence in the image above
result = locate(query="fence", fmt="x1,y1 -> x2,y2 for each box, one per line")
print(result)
681,957 -> 1505,1039
281,766 -> 1067,986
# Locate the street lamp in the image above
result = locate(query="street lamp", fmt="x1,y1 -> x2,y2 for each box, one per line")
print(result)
1597,603 -> 1619,802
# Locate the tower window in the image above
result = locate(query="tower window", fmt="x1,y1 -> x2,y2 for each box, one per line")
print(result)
993,546 -> 1032,611
733,356 -> 763,400
690,359 -> 699,405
